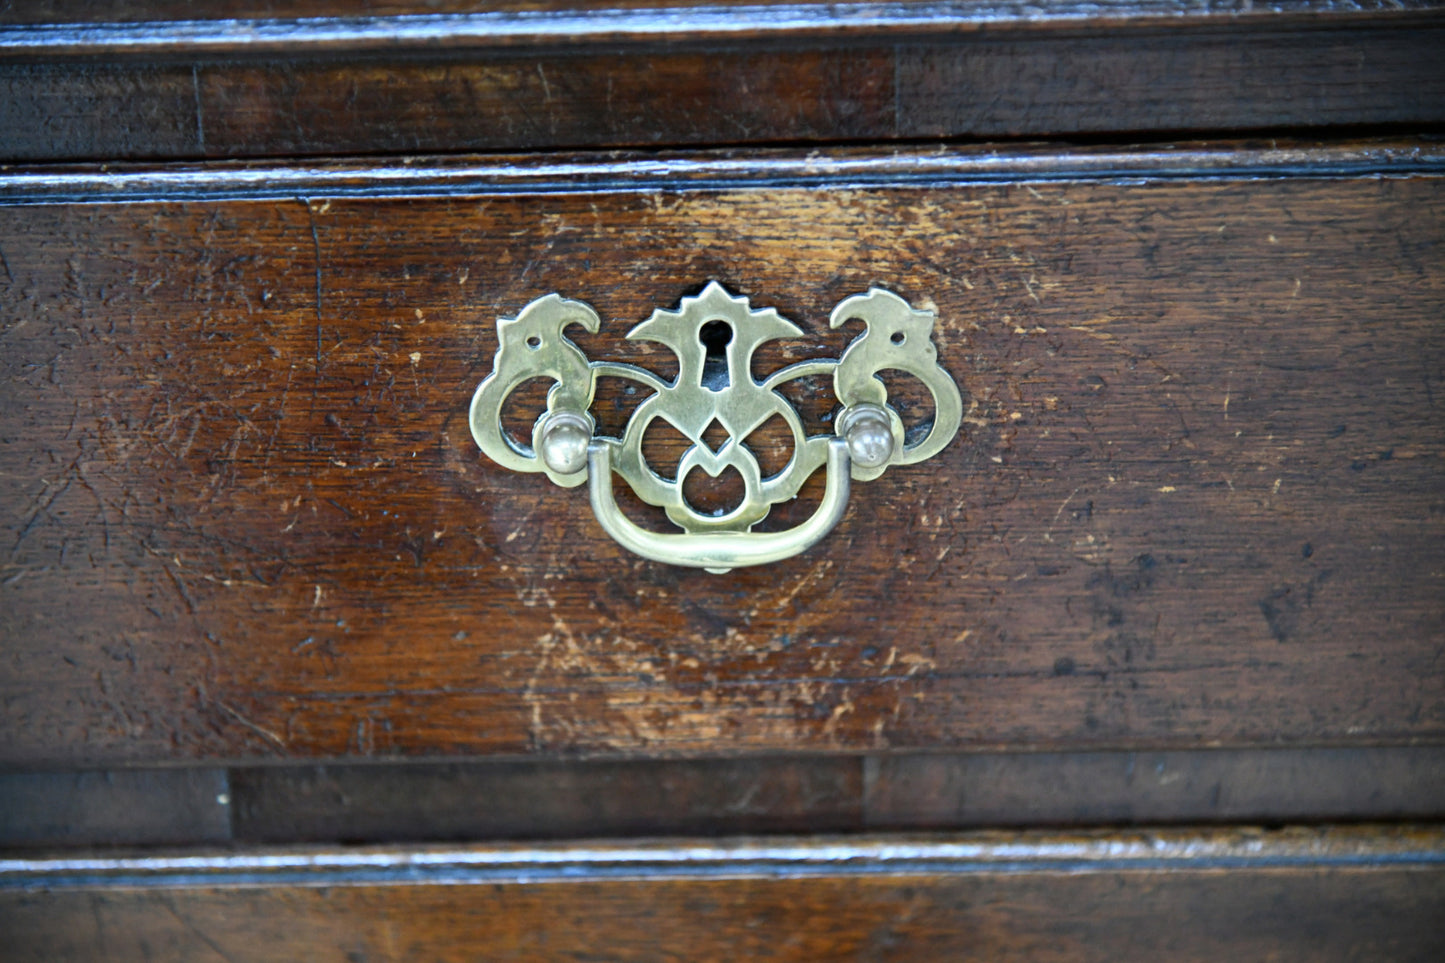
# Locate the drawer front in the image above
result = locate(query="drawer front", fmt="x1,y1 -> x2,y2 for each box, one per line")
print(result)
4,6 -> 1444,162
2,145 -> 1443,766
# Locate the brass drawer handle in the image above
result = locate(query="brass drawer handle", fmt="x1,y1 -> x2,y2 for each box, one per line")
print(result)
469,282 -> 962,571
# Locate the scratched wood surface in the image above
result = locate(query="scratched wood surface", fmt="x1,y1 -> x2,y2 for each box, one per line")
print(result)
1,151 -> 1443,766
3,829 -> 1443,962
3,4 -> 1443,161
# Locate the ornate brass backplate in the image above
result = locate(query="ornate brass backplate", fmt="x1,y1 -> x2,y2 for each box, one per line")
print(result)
469,282 -> 961,571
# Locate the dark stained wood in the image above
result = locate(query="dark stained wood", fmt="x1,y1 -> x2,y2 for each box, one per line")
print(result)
896,25 -> 1445,138
1,145 -> 1442,766
229,755 -> 862,843
0,769 -> 232,849
2,7 -> 1442,161
0,62 -> 204,162
3,827 -> 1443,962
865,748 -> 1445,828
4,747 -> 1442,848
3,4 -> 1439,957
227,747 -> 1445,843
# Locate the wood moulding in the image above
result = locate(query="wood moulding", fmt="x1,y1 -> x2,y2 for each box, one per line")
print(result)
4,2 -> 1443,51
2,826 -> 1443,961
4,140 -> 1444,205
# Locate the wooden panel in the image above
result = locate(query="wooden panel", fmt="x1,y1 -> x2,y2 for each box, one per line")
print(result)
2,828 -> 1443,962
4,747 -> 1442,847
1,145 -> 1443,766
189,47 -> 893,160
229,746 -> 1445,842
3,6 -> 1442,160
0,62 -> 202,162
0,770 -> 231,849
229,756 -> 863,843
897,25 -> 1445,137
864,748 -> 1445,828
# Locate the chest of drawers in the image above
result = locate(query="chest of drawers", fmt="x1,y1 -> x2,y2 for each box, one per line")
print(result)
2,3 -> 1443,959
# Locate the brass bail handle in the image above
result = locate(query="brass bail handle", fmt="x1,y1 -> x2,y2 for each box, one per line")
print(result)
468,282 -> 963,572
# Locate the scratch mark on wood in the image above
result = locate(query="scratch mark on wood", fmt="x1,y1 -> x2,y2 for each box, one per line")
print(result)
1045,487 -> 1082,542
191,65 -> 207,154
160,560 -> 198,617
216,700 -> 288,752
10,477 -> 71,562
162,894 -> 240,963
302,197 -> 324,416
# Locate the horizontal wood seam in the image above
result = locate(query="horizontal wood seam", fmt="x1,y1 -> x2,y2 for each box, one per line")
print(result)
5,826 -> 1444,891
4,142 -> 1445,205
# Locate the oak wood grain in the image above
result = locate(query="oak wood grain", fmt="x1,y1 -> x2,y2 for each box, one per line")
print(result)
1,147 -> 1442,766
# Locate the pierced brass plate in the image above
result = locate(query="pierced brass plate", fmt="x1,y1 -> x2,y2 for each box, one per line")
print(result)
469,282 -> 962,571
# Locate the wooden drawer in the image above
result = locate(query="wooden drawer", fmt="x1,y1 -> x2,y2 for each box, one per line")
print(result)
2,142 -> 1443,767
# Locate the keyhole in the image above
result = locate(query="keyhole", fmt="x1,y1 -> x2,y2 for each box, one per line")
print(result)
699,320 -> 733,391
